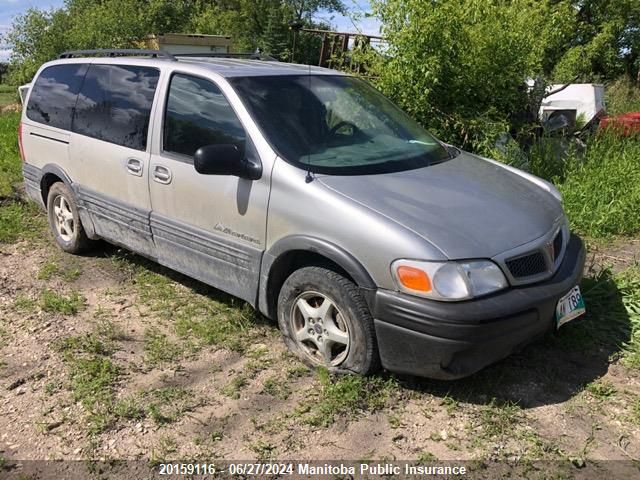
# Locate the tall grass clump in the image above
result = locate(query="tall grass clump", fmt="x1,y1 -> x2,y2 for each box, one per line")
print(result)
557,132 -> 640,238
515,129 -> 640,239
605,76 -> 640,115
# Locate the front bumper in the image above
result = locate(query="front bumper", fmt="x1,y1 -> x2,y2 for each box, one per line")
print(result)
372,234 -> 586,380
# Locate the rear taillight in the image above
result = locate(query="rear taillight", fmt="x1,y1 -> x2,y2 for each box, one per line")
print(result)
17,122 -> 26,162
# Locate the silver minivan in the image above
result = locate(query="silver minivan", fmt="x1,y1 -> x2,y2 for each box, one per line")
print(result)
19,50 -> 586,379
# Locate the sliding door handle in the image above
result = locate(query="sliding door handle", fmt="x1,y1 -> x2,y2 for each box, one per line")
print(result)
126,158 -> 143,176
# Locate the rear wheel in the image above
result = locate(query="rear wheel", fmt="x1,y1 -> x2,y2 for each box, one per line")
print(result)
277,266 -> 379,375
47,182 -> 93,254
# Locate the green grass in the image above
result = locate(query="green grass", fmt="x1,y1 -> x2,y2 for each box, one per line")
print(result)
605,76 -> 640,116
0,111 -> 21,198
115,387 -> 198,426
221,375 -> 248,399
143,327 -> 183,366
474,399 -> 522,441
585,380 -> 616,400
55,328 -> 122,433
38,258 -> 82,282
0,201 -> 47,243
0,111 -> 48,244
518,132 -> 640,239
551,267 -> 640,369
40,289 -> 85,315
0,85 -> 19,108
110,256 -> 271,352
299,369 -> 397,427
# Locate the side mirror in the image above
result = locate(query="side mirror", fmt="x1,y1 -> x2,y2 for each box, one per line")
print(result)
193,144 -> 262,180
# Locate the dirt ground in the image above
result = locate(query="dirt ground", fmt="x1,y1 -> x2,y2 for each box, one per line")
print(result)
1,226 -> 639,478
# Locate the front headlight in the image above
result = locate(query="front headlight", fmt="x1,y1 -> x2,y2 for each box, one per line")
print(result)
391,259 -> 508,301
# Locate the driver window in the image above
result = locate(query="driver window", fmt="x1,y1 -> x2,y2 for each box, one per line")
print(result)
163,73 -> 246,159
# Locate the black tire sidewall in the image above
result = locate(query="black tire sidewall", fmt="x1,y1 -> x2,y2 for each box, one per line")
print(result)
277,266 -> 378,375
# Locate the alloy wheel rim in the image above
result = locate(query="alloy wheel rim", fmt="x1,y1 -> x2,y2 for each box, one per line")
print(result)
290,291 -> 350,366
53,194 -> 75,242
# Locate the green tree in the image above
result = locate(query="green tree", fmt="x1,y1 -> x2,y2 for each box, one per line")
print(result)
552,0 -> 640,82
262,5 -> 290,59
5,8 -> 72,84
370,0 -> 563,150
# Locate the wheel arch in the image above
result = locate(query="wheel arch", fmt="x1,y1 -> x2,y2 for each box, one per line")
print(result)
258,236 -> 377,320
40,164 -> 73,206
39,164 -> 98,239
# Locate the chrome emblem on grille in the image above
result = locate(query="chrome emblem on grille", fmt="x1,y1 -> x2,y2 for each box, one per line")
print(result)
545,241 -> 555,262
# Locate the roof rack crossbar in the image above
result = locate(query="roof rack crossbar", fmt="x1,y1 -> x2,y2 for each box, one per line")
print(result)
174,52 -> 278,61
58,49 -> 176,60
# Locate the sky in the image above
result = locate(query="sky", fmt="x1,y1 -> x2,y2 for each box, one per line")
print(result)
0,0 -> 381,62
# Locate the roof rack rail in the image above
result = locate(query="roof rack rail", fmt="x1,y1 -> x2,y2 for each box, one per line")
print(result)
174,52 -> 278,61
58,49 -> 176,60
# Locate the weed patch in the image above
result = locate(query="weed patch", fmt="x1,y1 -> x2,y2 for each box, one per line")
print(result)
115,387 -> 198,425
222,375 -> 248,399
112,258 -> 270,353
300,369 -> 397,427
55,327 -> 121,433
40,289 -> 85,315
552,267 -> 639,367
38,258 -> 82,282
144,327 -> 183,366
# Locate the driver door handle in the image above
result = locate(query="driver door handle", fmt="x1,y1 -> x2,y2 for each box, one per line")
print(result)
153,165 -> 172,185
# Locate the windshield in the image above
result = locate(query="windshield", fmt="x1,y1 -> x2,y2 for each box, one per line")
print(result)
230,75 -> 450,175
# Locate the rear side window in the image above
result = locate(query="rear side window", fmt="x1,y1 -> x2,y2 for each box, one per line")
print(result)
163,73 -> 245,158
26,63 -> 88,130
73,64 -> 159,151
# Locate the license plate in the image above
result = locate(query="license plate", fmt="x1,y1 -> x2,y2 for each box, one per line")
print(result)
555,285 -> 586,328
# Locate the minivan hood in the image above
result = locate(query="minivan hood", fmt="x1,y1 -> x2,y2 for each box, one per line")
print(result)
317,153 -> 564,259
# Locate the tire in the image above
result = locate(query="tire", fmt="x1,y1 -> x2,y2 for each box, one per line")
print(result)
46,182 -> 93,254
277,266 -> 380,375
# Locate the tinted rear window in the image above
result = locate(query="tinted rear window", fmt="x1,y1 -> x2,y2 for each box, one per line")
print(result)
73,64 -> 159,151
26,64 -> 88,130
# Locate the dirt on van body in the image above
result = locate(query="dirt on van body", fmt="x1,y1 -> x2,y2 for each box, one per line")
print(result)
0,227 -> 639,479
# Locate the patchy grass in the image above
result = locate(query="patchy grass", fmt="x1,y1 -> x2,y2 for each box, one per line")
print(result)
221,375 -> 248,399
38,257 -> 82,282
143,327 -> 183,366
40,289 -> 85,315
262,375 -> 292,400
632,398 -> 640,425
0,326 -> 8,348
115,387 -> 198,426
13,294 -> 37,312
107,254 -> 272,353
585,380 -> 617,400
54,328 -> 121,433
299,369 -> 397,427
473,399 -> 522,441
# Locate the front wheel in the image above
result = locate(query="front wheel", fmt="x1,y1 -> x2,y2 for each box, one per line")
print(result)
277,266 -> 380,375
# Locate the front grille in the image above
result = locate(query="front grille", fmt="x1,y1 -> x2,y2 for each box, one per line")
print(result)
505,251 -> 547,278
552,229 -> 563,262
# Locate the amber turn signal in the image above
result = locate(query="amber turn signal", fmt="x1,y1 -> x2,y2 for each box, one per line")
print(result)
396,266 -> 432,292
